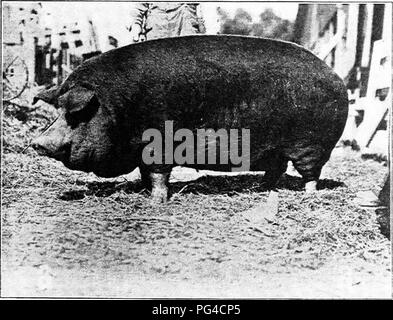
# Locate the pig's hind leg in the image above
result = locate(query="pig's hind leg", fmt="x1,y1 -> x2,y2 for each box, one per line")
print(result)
257,152 -> 288,190
286,144 -> 328,192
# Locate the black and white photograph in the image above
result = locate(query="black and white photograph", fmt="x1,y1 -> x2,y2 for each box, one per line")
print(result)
1,1 -> 392,299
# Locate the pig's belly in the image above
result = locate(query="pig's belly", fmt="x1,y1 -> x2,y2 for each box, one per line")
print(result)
178,148 -> 281,172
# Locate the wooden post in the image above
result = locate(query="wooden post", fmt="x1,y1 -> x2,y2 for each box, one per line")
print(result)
355,39 -> 391,148
360,4 -> 374,68
334,4 -> 347,78
340,89 -> 360,144
346,5 -> 359,54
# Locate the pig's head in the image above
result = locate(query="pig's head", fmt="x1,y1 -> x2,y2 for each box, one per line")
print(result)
31,85 -> 140,177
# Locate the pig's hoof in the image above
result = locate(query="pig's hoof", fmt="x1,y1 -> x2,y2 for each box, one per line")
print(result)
151,195 -> 168,204
305,180 -> 317,193
149,172 -> 169,203
150,188 -> 168,204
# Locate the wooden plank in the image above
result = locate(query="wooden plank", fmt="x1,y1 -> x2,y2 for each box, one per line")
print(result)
340,104 -> 360,142
317,33 -> 340,60
382,3 -> 392,42
360,4 -> 374,68
346,5 -> 359,53
354,38 -> 390,147
333,4 -> 347,78
61,64 -> 72,74
355,99 -> 389,148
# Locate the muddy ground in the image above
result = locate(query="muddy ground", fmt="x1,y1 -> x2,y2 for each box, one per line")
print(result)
1,98 -> 391,298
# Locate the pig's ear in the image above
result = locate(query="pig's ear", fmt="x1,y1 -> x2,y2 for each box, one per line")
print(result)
33,86 -> 59,105
59,86 -> 98,115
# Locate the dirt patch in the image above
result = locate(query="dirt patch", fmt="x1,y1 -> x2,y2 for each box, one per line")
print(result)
1,147 -> 391,298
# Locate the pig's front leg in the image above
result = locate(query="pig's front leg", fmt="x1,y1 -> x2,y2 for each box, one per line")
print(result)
140,166 -> 170,203
305,180 -> 318,193
150,172 -> 170,203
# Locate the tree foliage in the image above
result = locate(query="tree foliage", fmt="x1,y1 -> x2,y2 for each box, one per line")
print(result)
217,7 -> 294,41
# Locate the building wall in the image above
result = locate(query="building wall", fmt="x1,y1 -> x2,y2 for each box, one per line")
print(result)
293,3 -> 390,96
2,3 -> 44,84
3,2 -> 222,87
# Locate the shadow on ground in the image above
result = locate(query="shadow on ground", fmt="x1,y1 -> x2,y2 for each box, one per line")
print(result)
59,173 -> 345,201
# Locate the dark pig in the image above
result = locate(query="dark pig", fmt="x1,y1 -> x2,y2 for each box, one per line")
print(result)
32,35 -> 348,202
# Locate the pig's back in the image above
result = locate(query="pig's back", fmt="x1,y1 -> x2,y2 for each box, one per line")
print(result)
64,35 -> 348,146
129,36 -> 347,130
74,35 -> 344,96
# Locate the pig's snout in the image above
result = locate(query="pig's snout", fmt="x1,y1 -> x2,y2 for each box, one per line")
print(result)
31,114 -> 72,162
31,137 -> 51,156
31,135 -> 71,162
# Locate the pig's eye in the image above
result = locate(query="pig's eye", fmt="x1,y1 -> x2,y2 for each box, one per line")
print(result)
65,96 -> 99,126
